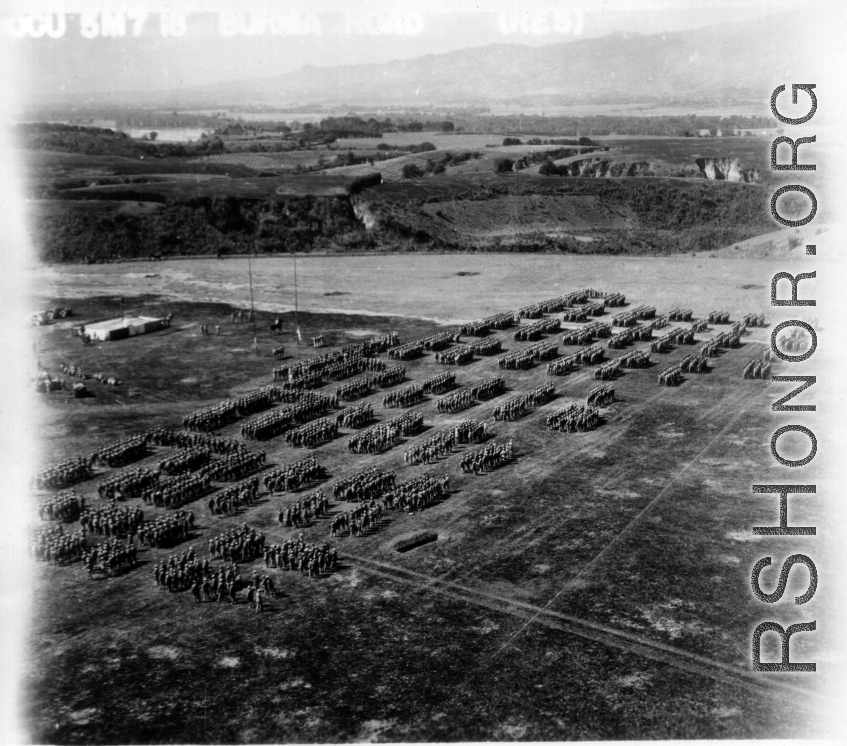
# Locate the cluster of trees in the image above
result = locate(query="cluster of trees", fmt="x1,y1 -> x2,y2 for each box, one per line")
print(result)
400,150 -> 475,179
502,136 -> 595,147
16,123 -> 226,158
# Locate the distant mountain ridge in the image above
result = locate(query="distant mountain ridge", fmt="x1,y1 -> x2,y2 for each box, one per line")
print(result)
174,17 -> 802,107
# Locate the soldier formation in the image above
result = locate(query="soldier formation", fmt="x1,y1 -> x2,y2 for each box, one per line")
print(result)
277,488 -> 329,528
382,474 -> 448,512
336,402 -> 374,428
39,492 -> 84,522
209,477 -> 261,516
434,346 -> 474,365
404,420 -> 487,466
547,404 -> 600,432
460,441 -> 513,473
34,456 -> 92,491
33,290 -> 770,623
382,384 -> 425,408
285,417 -> 338,448
347,412 -> 423,454
263,455 -> 324,494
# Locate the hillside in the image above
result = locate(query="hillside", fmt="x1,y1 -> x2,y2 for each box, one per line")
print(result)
178,17 -> 808,106
26,169 -> 778,262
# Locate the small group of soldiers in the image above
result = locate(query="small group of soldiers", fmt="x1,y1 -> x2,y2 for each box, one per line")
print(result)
83,539 -> 138,577
137,511 -> 195,548
199,324 -> 221,336
546,404 -> 600,432
336,376 -> 372,401
285,417 -> 338,448
91,436 -> 148,468
382,474 -> 448,512
333,467 -> 396,503
277,489 -> 330,528
155,555 -> 250,606
183,402 -> 236,433
382,384 -> 424,408
265,536 -> 338,577
436,388 -> 475,413
497,349 -> 535,370
421,371 -> 456,395
80,502 -> 144,538
33,456 -> 92,491
98,467 -> 158,500
586,384 -> 615,408
146,427 -> 247,455
145,427 -> 252,455
30,525 -> 86,564
493,397 -> 528,421
433,346 -> 474,365
460,441 -> 513,473
403,420 -> 487,466
209,477 -> 261,517
336,403 -> 374,429
208,524 -> 266,563
143,471 -> 211,509
230,310 -> 253,323
371,365 -> 406,387
39,492 -> 85,523
329,501 -> 384,537
157,447 -> 211,476
347,423 -> 402,455
203,451 -> 266,482
263,456 -> 324,494
348,412 -> 423,454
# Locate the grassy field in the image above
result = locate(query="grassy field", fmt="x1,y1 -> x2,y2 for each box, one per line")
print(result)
22,255 -> 831,742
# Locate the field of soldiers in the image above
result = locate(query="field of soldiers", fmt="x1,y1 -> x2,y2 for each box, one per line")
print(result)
24,259 -> 827,743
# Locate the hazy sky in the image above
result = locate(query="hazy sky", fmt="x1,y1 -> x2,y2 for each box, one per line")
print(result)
3,0 -> 807,102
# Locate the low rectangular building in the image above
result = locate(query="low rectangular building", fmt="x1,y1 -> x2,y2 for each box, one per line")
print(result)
84,316 -> 166,342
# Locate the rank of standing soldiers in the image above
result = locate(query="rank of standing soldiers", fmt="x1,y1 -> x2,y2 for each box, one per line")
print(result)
272,337 -> 395,385
460,440 -> 514,473
33,456 -> 92,491
387,331 -> 458,360
277,488 -> 329,528
209,477 -> 261,516
434,346 -> 474,365
182,385 -> 290,432
347,411 -> 423,454
403,420 -> 487,465
333,467 -> 396,502
240,392 -> 335,440
493,383 -> 555,421
382,383 -> 424,408
284,417 -> 338,448
546,404 -> 600,432
336,402 -> 374,428
263,455 -> 325,494
39,492 -> 85,522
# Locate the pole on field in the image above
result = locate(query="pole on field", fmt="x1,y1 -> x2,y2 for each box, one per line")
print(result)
248,250 -> 258,354
293,251 -> 301,345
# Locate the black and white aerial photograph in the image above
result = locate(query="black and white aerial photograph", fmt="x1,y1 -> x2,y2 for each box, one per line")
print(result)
2,0 -> 845,742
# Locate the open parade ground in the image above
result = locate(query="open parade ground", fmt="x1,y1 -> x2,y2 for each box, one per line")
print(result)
23,253 -> 832,743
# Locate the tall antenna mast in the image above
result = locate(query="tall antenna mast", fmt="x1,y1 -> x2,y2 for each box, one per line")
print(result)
293,251 -> 301,344
248,250 -> 258,354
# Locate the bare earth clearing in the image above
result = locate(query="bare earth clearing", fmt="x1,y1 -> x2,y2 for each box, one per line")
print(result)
24,254 -> 830,742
